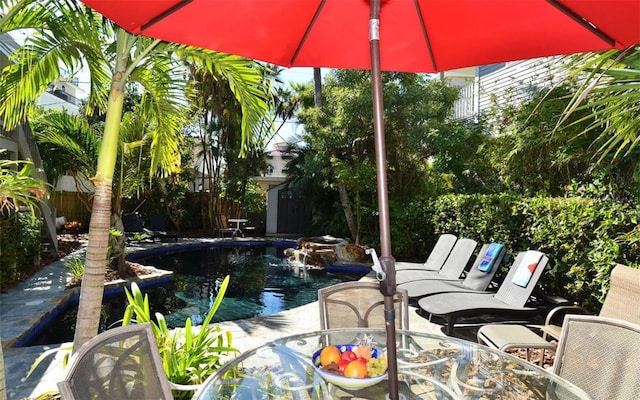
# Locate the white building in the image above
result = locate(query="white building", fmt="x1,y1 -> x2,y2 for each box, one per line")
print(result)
443,56 -> 568,122
257,141 -> 296,192
39,78 -> 85,115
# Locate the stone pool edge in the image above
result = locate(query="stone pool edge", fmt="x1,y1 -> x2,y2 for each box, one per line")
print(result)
1,254 -> 175,349
1,237 -> 297,349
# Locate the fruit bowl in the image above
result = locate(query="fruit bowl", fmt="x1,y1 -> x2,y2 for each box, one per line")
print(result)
312,344 -> 388,390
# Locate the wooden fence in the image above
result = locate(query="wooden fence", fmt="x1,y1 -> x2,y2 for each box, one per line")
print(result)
53,191 -> 92,227
53,191 -> 264,234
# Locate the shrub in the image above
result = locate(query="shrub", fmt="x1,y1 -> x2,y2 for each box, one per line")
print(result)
389,199 -> 436,261
64,256 -> 85,287
431,193 -> 525,251
518,196 -> 640,310
0,212 -> 41,288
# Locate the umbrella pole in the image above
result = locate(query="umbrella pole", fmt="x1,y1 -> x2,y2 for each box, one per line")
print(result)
369,1 -> 399,399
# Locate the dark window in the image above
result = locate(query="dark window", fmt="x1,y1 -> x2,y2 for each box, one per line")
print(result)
478,63 -> 506,77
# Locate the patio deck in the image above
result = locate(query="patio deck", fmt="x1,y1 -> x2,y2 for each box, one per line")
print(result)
1,238 -> 446,399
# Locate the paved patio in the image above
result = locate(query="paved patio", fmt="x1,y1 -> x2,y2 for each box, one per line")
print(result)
1,238 -> 448,399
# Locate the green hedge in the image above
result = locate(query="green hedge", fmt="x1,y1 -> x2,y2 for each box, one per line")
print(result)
518,197 -> 640,310
392,194 -> 640,311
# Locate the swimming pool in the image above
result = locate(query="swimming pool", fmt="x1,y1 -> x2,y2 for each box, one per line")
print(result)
29,241 -> 366,345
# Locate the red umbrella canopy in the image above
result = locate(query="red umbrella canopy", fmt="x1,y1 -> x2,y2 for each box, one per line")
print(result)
77,2 -> 639,399
82,0 -> 639,73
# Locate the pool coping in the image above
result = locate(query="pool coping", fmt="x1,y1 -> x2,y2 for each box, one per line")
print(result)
1,237 -> 298,349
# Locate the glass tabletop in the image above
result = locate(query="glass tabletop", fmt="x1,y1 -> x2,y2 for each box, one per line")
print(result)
193,328 -> 590,399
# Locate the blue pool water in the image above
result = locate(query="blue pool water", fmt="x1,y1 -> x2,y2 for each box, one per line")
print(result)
30,242 -> 365,345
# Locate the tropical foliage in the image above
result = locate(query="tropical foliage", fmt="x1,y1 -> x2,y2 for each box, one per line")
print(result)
290,70 -> 465,244
0,0 -> 271,352
0,159 -> 47,214
559,47 -> 640,162
123,278 -> 238,399
187,63 -> 273,231
0,159 -> 47,287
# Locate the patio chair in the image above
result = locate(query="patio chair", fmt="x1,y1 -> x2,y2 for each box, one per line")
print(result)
122,213 -> 161,242
58,323 -> 201,400
217,215 -> 238,238
395,238 -> 478,285
148,213 -> 179,242
541,263 -> 640,340
418,250 -> 548,335
318,281 -> 409,330
551,315 -> 640,400
398,242 -> 507,298
395,233 -> 457,271
474,264 -> 640,368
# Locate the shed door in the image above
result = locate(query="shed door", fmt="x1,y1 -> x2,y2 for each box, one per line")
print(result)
277,188 -> 310,234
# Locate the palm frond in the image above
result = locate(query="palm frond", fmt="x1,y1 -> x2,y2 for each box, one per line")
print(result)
129,49 -> 188,176
180,48 -> 271,153
558,46 -> 640,162
32,110 -> 100,175
0,1 -> 111,129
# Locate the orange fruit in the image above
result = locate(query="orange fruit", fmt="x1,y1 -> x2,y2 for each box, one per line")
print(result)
319,345 -> 341,367
343,359 -> 368,378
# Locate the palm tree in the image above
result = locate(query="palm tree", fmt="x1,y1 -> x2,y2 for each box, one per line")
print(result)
31,107 -> 149,275
0,0 -> 269,351
313,67 -> 322,107
31,109 -> 99,202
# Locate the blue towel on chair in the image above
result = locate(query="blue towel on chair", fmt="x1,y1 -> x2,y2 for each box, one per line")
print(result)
478,243 -> 504,272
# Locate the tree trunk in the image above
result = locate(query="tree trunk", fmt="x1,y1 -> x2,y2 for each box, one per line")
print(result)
313,68 -> 322,107
73,181 -> 112,351
338,183 -> 358,243
72,48 -> 127,351
0,337 -> 5,400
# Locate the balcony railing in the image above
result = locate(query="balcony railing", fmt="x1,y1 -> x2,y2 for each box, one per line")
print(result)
47,89 -> 79,106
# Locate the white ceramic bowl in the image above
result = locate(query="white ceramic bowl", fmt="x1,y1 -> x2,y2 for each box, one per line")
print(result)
312,344 -> 388,390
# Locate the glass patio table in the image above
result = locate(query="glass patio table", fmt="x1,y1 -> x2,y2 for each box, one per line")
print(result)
193,328 -> 590,399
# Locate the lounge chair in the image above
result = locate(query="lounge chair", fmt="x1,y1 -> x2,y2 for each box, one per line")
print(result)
395,233 -> 457,271
552,315 -> 640,400
58,323 -> 201,399
398,242 -> 506,298
395,238 -> 477,285
148,213 -> 179,242
418,250 -> 548,335
122,213 -> 161,242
